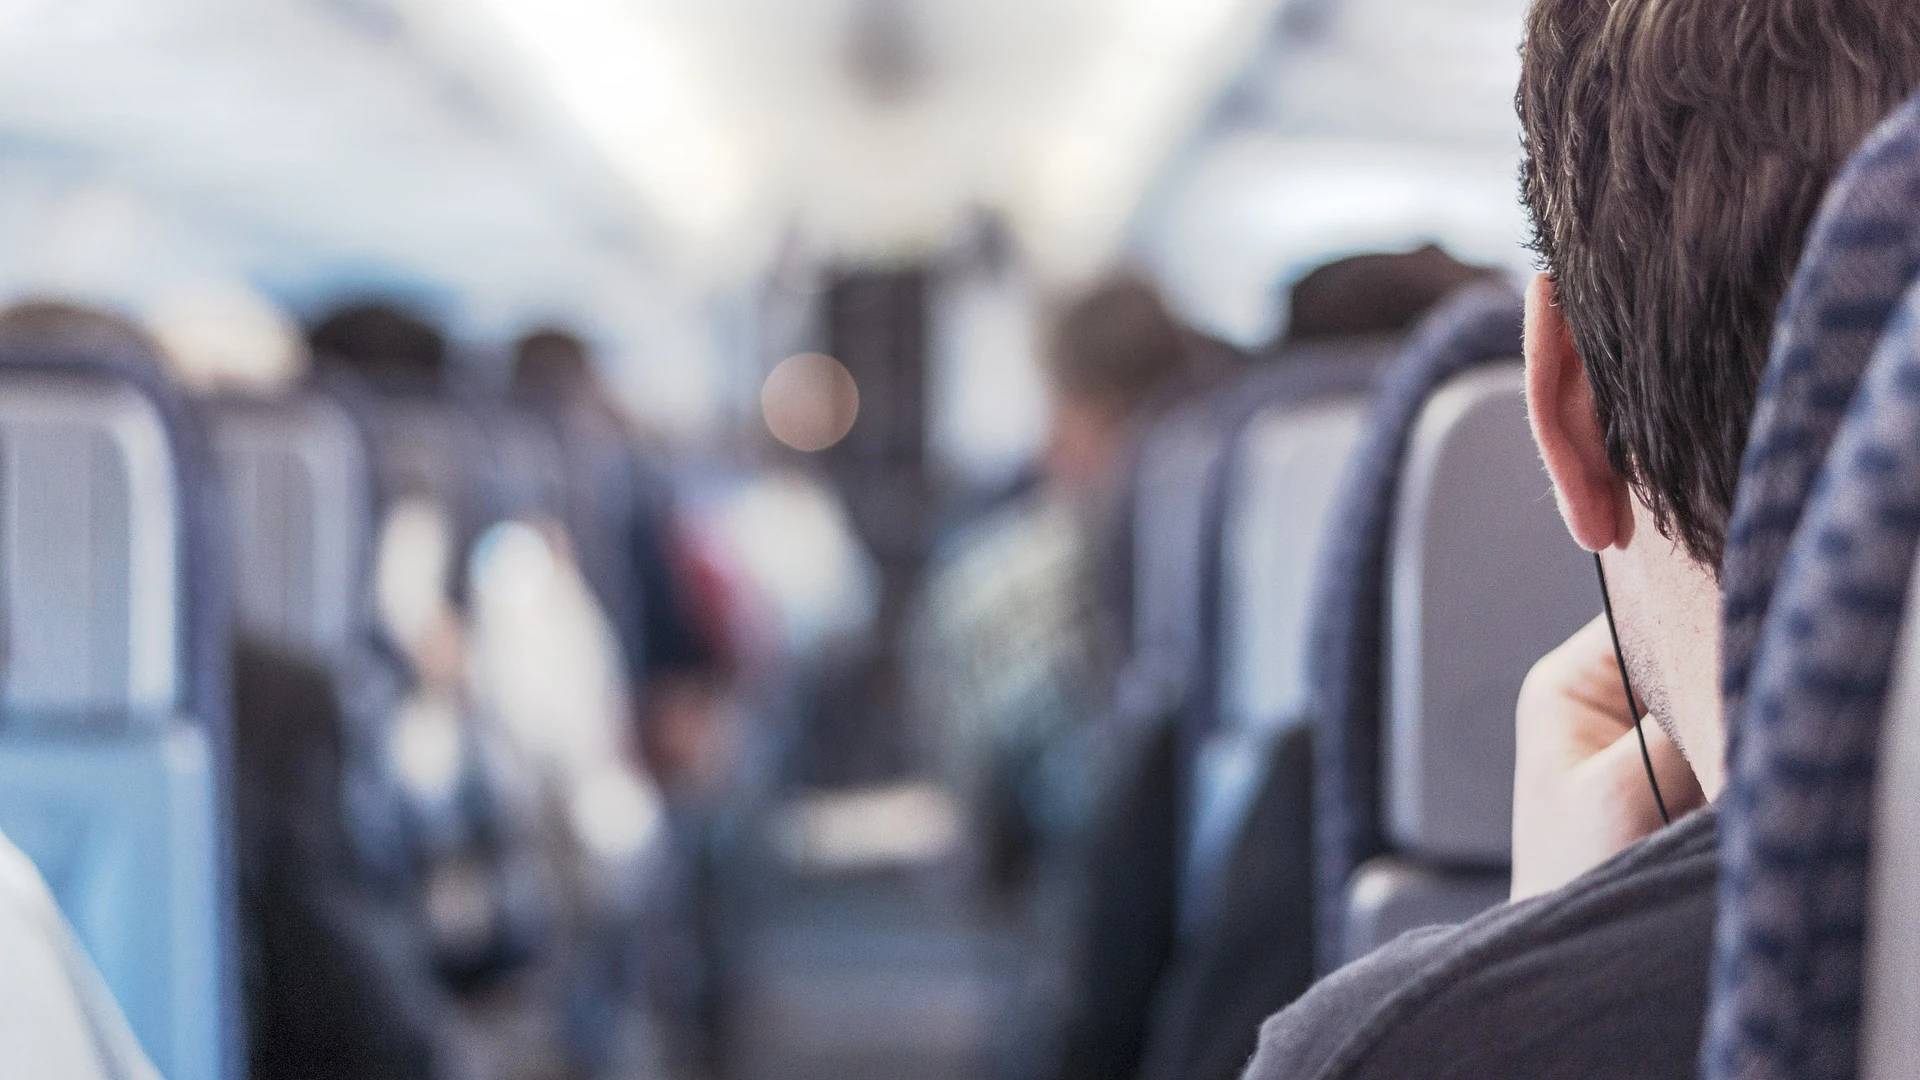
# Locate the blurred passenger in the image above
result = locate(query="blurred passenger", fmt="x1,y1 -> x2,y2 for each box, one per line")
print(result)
1244,4 -> 1920,1080
512,329 -> 729,1080
1281,243 -> 1499,343
0,298 -> 169,375
913,275 -> 1196,899
311,300 -> 450,390
309,302 -> 586,1077
511,330 -> 734,798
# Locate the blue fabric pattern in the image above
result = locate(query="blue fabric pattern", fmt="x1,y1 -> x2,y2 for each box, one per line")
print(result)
1721,95 -> 1920,723
1707,93 -> 1920,1080
1302,283 -> 1523,974
1706,279 -> 1920,1080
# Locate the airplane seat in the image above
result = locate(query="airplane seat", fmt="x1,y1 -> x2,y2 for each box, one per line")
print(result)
1340,363 -> 1592,964
1056,347 -> 1381,1080
1303,284 -> 1533,974
1702,92 -> 1920,1080
1703,279 -> 1920,1080
208,392 -> 374,661
1173,341 -> 1390,936
0,365 -> 231,1080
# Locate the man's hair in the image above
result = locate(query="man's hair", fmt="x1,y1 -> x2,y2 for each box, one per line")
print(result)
1045,275 -> 1192,412
1519,0 -> 1920,570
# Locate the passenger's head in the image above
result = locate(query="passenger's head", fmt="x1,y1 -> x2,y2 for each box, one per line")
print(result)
308,302 -> 447,389
1518,0 -> 1920,790
0,299 -> 166,377
1284,244 -> 1498,343
1520,0 -> 1920,572
148,282 -> 308,395
512,327 -> 595,399
1042,274 -> 1191,491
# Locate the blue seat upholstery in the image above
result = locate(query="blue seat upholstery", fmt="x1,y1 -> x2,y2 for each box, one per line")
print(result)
1302,284 -> 1526,973
0,368 -> 230,1080
1707,278 -> 1920,1080
1706,93 -> 1920,1080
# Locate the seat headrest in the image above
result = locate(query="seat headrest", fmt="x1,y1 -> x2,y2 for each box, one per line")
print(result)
1128,390 -> 1221,672
1221,397 -> 1368,738
1382,363 -> 1592,866
209,394 -> 373,660
1723,92 -> 1920,725
1707,277 -> 1920,1080
0,372 -> 179,720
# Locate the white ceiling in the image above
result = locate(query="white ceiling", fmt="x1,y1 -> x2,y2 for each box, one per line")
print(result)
0,0 -> 1540,416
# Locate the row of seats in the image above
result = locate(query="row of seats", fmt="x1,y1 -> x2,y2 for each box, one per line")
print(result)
0,318 -> 682,1079
1056,277 -> 1598,1079
1068,87 -> 1920,1080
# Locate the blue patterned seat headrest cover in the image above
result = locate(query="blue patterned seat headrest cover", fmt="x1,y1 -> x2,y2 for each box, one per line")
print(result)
1302,282 -> 1523,974
1722,93 -> 1920,726
1707,93 -> 1920,1080
1705,277 -> 1920,1080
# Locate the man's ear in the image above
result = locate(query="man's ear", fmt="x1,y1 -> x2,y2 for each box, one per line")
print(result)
1524,273 -> 1630,552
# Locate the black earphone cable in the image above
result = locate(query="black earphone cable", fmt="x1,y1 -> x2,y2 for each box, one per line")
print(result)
1594,553 -> 1671,826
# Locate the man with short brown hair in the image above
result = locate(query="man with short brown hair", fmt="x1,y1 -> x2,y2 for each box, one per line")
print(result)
1240,2 -> 1920,1077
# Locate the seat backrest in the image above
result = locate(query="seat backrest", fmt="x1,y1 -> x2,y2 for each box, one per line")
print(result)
1180,386 -> 1371,934
1382,363 -> 1592,865
1304,284 -> 1524,973
1706,91 -> 1920,1080
0,369 -> 226,1080
1129,395 -> 1234,692
1707,276 -> 1920,1080
1863,549 -> 1920,1080
0,374 -> 179,721
1332,363 -> 1591,964
1219,374 -> 1380,742
208,394 -> 373,661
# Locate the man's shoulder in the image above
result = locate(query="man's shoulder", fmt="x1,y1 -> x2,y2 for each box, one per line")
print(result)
1244,807 -> 1720,1080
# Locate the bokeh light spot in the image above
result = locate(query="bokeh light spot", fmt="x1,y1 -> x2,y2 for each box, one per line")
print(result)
762,352 -> 859,452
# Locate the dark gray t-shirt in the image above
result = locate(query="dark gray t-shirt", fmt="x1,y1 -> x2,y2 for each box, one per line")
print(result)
1242,806 -> 1718,1080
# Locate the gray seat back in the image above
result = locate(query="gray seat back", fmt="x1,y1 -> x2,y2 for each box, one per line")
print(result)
1344,362 -> 1592,961
1182,396 -> 1367,928
208,394 -> 372,661
0,370 -> 223,1080
1864,553 -> 1920,1079
1383,363 -> 1594,863
1130,395 -> 1234,690
0,375 -> 179,721
1220,399 -> 1369,742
